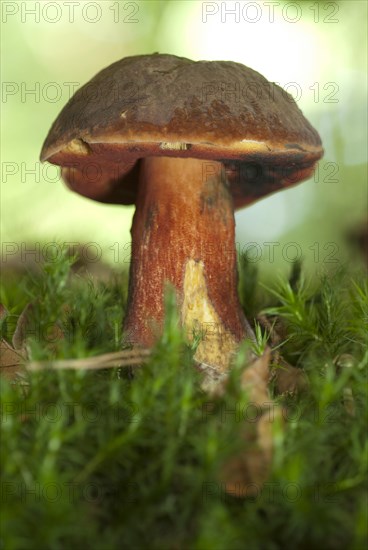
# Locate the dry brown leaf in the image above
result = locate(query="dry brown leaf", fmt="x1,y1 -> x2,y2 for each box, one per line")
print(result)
12,301 -> 67,358
256,314 -> 309,395
221,348 -> 275,498
208,347 -> 271,400
0,339 -> 26,380
272,358 -> 309,395
240,347 -> 271,405
220,406 -> 283,498
12,303 -> 35,350
208,347 -> 279,498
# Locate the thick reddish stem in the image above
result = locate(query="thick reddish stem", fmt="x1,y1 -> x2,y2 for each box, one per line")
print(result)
124,156 -> 253,372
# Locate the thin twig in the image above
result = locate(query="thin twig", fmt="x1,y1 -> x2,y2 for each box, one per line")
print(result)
26,348 -> 151,371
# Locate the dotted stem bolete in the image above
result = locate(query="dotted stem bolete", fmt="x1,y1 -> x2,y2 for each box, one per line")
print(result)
41,53 -> 323,374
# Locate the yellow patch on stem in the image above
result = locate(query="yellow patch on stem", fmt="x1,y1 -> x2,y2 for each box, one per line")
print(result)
182,258 -> 237,373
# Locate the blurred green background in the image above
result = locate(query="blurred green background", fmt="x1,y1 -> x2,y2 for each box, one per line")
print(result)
1,0 -> 367,278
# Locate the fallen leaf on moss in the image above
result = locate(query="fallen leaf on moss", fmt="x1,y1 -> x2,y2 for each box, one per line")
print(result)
12,303 -> 34,350
240,346 -> 271,404
271,358 -> 309,395
220,406 -> 282,498
209,348 -> 280,498
257,314 -> 309,395
0,339 -> 26,380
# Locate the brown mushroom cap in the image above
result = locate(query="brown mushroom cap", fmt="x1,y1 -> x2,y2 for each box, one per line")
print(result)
40,53 -> 323,208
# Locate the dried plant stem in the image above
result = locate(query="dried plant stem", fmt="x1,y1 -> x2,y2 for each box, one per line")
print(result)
26,348 -> 151,371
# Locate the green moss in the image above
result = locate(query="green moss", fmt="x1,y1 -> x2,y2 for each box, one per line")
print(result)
1,250 -> 367,550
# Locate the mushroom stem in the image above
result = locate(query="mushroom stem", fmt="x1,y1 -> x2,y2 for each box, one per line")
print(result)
124,156 -> 254,372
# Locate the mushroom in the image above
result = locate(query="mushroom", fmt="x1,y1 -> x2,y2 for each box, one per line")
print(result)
40,54 -> 323,375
